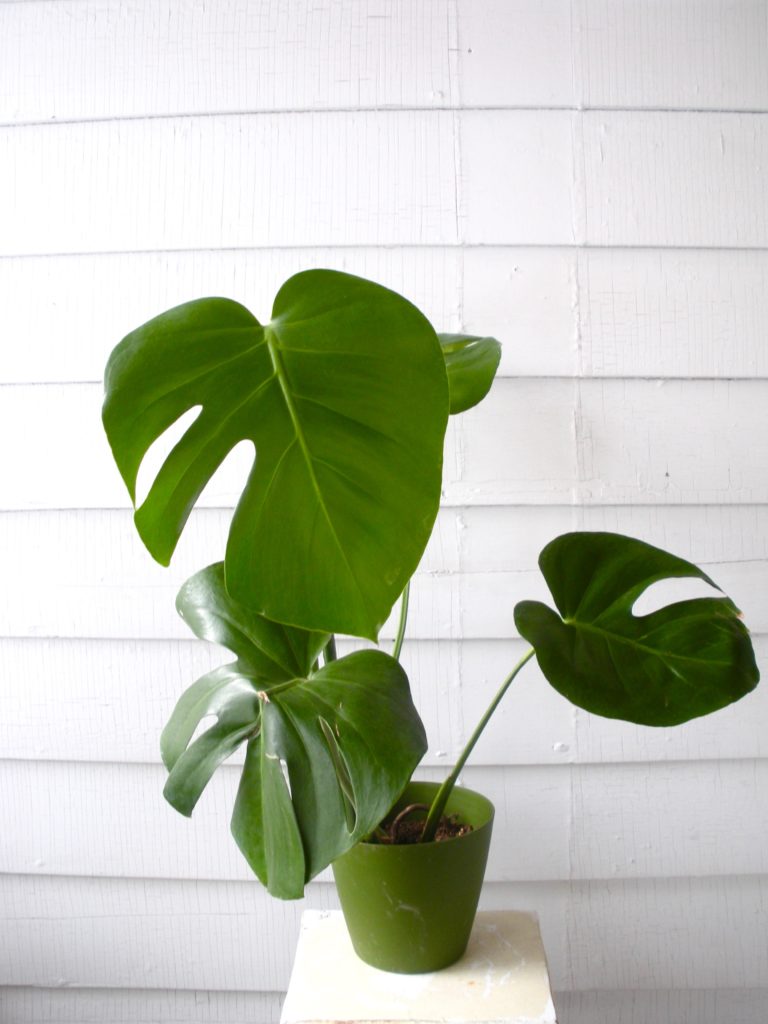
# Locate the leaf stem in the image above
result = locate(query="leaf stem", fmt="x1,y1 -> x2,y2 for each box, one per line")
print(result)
420,647 -> 536,843
392,581 -> 410,662
324,636 -> 337,664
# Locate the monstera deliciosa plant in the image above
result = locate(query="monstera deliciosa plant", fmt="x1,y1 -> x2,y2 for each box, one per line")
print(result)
102,269 -> 759,901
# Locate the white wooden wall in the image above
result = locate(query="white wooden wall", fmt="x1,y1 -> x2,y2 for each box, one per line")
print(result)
2,2 -> 767,1022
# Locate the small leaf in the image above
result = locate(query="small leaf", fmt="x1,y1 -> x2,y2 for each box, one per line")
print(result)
438,333 -> 501,414
515,532 -> 759,726
160,665 -> 258,771
163,689 -> 260,816
176,563 -> 329,680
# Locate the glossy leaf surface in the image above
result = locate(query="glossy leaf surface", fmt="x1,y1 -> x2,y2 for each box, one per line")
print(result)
162,564 -> 427,899
103,270 -> 449,640
231,650 -> 427,899
514,532 -> 759,726
175,562 -> 329,682
438,333 -> 501,414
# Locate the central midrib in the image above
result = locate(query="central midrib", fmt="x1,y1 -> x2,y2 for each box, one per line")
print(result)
566,617 -> 732,668
265,327 -> 369,618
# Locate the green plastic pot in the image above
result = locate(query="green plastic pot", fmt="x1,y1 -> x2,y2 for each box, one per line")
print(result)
332,781 -> 494,973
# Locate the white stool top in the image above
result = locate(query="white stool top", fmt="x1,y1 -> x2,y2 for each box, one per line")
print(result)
280,909 -> 557,1024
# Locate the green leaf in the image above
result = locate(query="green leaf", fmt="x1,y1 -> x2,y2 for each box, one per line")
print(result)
514,532 -> 759,726
437,333 -> 501,414
231,737 -> 306,900
103,270 -> 449,640
160,664 -> 259,773
231,649 -> 427,899
161,562 -> 329,812
176,563 -> 329,681
164,565 -> 427,898
163,685 -> 260,816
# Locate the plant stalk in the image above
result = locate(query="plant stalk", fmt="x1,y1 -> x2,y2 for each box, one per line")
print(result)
392,581 -> 410,662
419,647 -> 536,842
324,635 -> 337,664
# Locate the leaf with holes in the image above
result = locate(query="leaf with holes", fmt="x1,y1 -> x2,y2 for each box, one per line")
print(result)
161,564 -> 426,898
231,650 -> 427,899
103,270 -> 449,640
514,532 -> 759,726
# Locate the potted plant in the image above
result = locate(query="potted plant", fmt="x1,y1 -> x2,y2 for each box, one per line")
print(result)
102,269 -> 759,973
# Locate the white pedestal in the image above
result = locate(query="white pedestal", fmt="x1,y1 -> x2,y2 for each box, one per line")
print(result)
280,910 -> 557,1024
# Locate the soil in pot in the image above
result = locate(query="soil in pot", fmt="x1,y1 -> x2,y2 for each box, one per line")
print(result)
375,802 -> 474,845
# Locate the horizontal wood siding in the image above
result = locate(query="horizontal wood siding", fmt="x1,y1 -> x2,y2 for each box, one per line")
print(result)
6,111 -> 768,254
4,2 -> 767,1022
2,760 -> 767,883
2,875 -> 766,993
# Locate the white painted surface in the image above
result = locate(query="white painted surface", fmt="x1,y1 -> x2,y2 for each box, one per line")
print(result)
7,245 -> 768,383
0,988 -> 283,1024
3,2 -> 767,1022
2,759 -> 767,884
2,874 -> 766,994
280,911 -> 557,1024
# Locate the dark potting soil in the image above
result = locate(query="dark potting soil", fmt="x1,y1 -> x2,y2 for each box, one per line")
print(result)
376,802 -> 474,845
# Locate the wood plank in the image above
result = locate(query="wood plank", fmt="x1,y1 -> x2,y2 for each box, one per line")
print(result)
9,245 -> 768,385
459,0 -> 768,114
0,0 -> 581,124
570,761 -> 768,881
0,636 -> 580,768
4,505 -> 768,640
0,874 -> 339,993
0,988 -> 283,1024
0,112 -> 460,255
8,503 -> 768,590
573,379 -> 768,506
567,875 -> 768,991
5,378 -> 768,510
7,1 -> 766,124
456,0 -> 575,109
0,0 -> 457,125
578,248 -> 768,378
582,111 -> 768,247
0,762 -> 573,885
557,988 -> 768,1024
577,0 -> 768,112
0,247 -> 580,384
2,873 -> 766,992
7,110 -> 768,254
3,759 -> 766,883
2,632 -> 765,767
2,550 -> 764,638
0,875 -> 569,992
461,247 -> 580,376
460,111 -> 576,245
0,247 -> 464,384
4,985 -> 767,1024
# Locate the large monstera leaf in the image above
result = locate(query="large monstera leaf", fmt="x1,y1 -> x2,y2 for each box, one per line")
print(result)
162,564 -> 427,899
514,533 -> 759,726
103,270 -> 449,640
